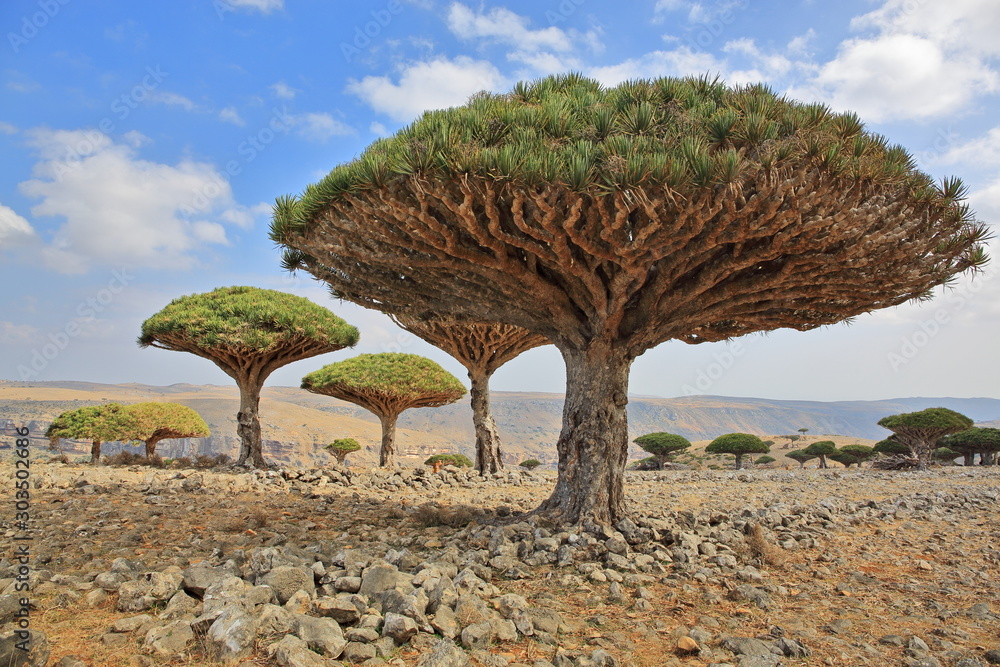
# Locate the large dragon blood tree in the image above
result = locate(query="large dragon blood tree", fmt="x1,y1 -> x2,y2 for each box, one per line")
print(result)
271,73 -> 989,525
389,315 -> 548,474
139,286 -> 359,468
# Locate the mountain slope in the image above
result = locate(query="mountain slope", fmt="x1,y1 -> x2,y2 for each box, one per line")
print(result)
1,381 -> 997,466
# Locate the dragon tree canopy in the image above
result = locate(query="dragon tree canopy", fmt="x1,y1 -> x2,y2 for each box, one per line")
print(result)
272,72 -> 988,355
271,72 -> 990,524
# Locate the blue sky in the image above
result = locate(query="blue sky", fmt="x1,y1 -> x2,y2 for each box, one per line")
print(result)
1,0 -> 998,401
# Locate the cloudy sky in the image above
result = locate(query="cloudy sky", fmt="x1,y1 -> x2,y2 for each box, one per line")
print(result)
1,0 -> 998,402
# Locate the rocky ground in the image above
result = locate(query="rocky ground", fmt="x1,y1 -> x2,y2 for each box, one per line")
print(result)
1,460 -> 999,667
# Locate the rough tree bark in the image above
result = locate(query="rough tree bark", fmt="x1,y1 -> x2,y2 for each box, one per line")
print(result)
90,440 -> 102,464
236,380 -> 266,468
536,345 -> 633,526
144,439 -> 161,458
470,371 -> 504,474
379,413 -> 399,467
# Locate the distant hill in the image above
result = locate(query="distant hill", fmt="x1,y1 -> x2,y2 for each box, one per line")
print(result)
1,380 -> 997,467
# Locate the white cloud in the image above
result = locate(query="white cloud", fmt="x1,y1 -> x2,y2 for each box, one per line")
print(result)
0,121 -> 16,134
192,221 -> 228,244
793,34 -> 997,122
219,202 -> 270,229
219,107 -> 245,126
588,47 -> 725,87
654,0 -> 748,25
448,3 -> 573,53
787,29 -> 816,57
939,127 -> 1000,167
370,122 -> 388,136
791,0 -> 1000,122
348,56 -> 506,122
853,0 -> 1000,59
270,81 -> 297,99
654,0 -> 687,12
0,203 -> 37,248
292,112 -> 355,142
0,321 -> 38,344
447,3 -> 600,75
971,177 -> 1000,224
19,129 -> 245,274
148,91 -> 197,111
223,0 -> 283,13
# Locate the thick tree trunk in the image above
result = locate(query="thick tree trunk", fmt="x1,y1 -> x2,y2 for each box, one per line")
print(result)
144,438 -> 160,459
536,345 -> 632,526
913,440 -> 932,471
379,413 -> 398,467
470,370 -> 504,475
964,452 -> 974,466
236,381 -> 266,468
90,440 -> 102,463
734,453 -> 745,470
817,455 -> 828,469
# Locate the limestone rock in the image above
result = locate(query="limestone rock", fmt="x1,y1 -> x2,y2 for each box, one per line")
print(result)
144,620 -> 195,658
263,566 -> 315,604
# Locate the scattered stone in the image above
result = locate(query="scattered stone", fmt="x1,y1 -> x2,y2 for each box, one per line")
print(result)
144,620 -> 194,658
677,636 -> 699,652
0,628 -> 49,667
293,613 -> 346,658
383,612 -> 419,644
269,635 -> 329,667
342,641 -> 378,663
263,566 -> 316,604
416,638 -> 472,667
206,604 -> 260,661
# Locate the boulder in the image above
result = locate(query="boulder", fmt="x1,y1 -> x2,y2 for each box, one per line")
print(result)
416,638 -> 473,667
262,566 -> 316,604
181,564 -> 231,599
269,635 -> 329,667
313,596 -> 361,624
144,620 -> 195,658
0,628 -> 49,667
383,612 -> 419,644
293,613 -> 347,658
206,604 -> 260,661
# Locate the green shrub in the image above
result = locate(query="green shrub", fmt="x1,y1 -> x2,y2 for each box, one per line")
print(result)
425,453 -> 473,468
755,455 -> 776,465
519,459 -> 542,470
